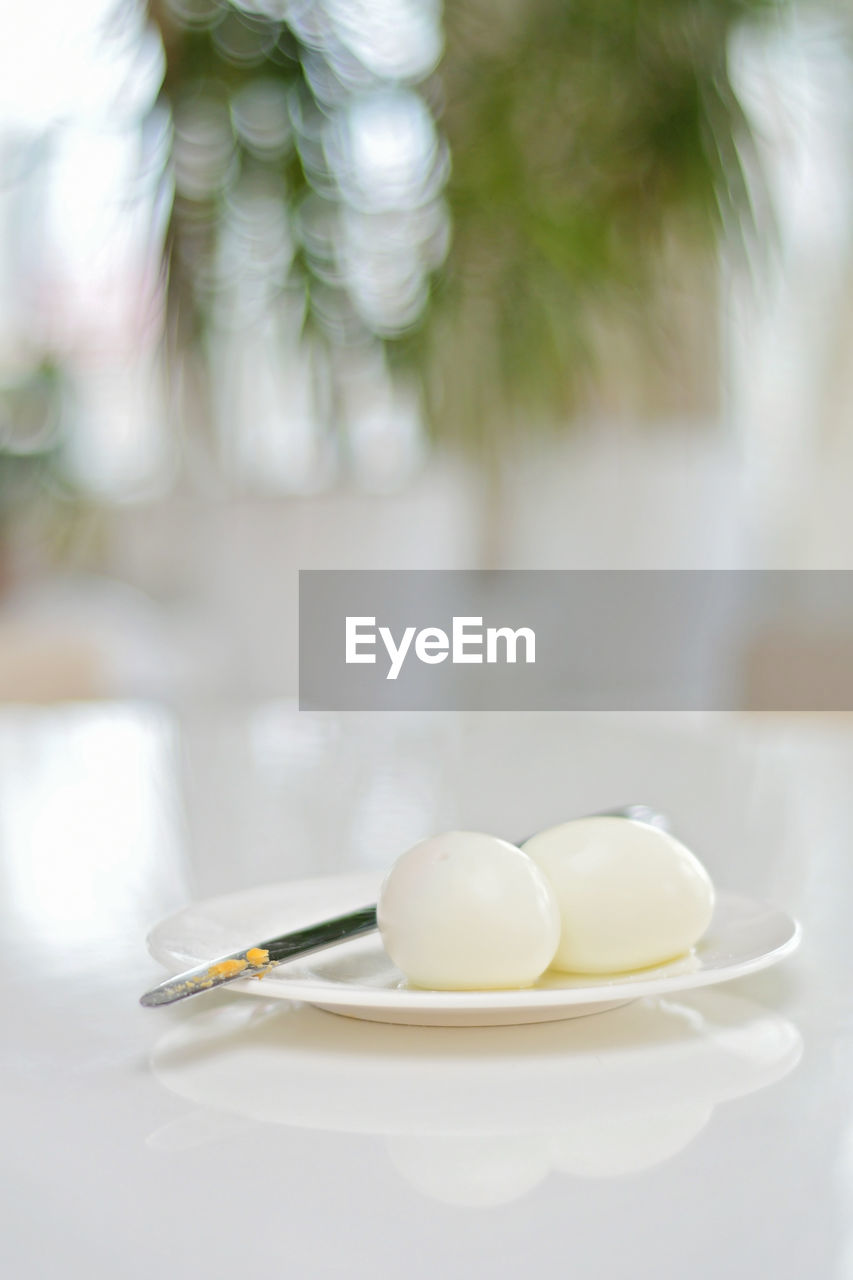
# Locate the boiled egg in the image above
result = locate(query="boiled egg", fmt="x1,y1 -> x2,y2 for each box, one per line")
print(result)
377,831 -> 560,990
522,816 -> 714,974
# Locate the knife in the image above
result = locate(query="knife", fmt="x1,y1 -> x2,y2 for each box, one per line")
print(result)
139,804 -> 667,1007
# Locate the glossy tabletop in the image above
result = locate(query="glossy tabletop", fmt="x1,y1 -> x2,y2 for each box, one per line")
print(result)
1,703 -> 851,1279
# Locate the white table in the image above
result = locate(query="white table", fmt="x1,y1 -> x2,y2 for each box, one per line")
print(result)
1,703 -> 850,1279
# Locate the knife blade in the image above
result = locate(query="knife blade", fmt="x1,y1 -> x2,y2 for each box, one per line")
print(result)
139,803 -> 667,1008
139,906 -> 378,1006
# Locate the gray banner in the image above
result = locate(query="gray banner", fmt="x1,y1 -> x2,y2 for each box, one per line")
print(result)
298,570 -> 853,710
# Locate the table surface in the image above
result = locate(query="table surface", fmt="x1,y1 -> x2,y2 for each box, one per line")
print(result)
1,703 -> 851,1280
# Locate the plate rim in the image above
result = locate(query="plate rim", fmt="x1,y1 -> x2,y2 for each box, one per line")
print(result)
147,875 -> 802,1012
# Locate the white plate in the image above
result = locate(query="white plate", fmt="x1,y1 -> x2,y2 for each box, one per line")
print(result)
147,873 -> 801,1026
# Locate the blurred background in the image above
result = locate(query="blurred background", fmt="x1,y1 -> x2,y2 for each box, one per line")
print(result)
2,0 -> 853,698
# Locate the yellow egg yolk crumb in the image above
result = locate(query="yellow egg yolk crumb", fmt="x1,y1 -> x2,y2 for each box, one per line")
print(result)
246,947 -> 269,967
206,958 -> 248,979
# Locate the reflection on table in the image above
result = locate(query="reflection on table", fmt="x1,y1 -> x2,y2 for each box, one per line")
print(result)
150,988 -> 801,1206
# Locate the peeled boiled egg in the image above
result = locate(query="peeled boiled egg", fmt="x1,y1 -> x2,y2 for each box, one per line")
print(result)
523,817 -> 714,974
377,831 -> 560,990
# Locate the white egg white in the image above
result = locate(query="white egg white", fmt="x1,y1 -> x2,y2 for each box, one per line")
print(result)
377,831 -> 560,990
523,816 -> 715,974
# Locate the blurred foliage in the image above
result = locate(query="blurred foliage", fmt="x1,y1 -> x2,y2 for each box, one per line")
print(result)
413,0 -> 775,451
149,0 -> 782,458
0,362 -> 73,526
150,2 -> 305,351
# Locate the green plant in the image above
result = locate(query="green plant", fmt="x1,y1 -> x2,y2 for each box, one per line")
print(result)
150,0 -> 781,459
